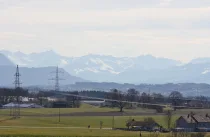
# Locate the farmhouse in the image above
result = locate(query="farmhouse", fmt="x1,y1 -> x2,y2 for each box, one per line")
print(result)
126,119 -> 160,131
176,114 -> 210,132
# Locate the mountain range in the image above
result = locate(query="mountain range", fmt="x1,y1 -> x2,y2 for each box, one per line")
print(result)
0,65 -> 85,87
1,50 -> 210,85
0,52 -> 85,87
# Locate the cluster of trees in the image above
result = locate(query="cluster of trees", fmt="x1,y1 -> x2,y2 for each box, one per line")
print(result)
104,88 -> 185,112
104,89 -> 209,112
66,91 -> 81,108
31,89 -> 185,111
29,91 -> 81,108
0,88 -> 28,104
1,87 -> 208,111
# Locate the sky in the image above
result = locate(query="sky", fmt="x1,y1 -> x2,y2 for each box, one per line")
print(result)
0,0 -> 210,63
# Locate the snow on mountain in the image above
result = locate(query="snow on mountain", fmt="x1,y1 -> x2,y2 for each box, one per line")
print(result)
60,59 -> 69,67
0,50 -> 189,83
0,50 -> 68,67
202,68 -> 210,75
85,68 -> 100,73
89,58 -> 121,74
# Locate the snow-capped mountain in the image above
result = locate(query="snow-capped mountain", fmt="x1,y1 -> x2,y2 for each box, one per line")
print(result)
0,52 -> 86,86
3,50 -> 210,84
0,50 -> 182,82
0,50 -> 68,67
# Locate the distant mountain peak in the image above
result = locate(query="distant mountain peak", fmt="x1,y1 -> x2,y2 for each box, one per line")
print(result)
4,49 -> 210,84
30,50 -> 58,56
13,51 -> 26,57
190,57 -> 210,64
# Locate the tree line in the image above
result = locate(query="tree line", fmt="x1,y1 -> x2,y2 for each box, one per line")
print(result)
0,88 -> 209,111
0,88 -> 28,105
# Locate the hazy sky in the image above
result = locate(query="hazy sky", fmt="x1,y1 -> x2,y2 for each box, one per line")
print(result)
0,0 -> 210,62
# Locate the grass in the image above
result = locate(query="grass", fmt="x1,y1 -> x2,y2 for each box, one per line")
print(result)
0,128 -> 165,137
0,114 -> 207,137
0,115 -> 172,137
0,104 -> 156,116
0,108 -> 115,116
0,115 -> 179,128
0,105 -> 210,136
0,128 -> 210,137
1,104 -> 207,117
175,109 -> 210,115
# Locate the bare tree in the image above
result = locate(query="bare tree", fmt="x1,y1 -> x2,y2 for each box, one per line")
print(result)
126,88 -> 139,108
169,91 -> 183,111
165,110 -> 172,129
108,89 -> 127,112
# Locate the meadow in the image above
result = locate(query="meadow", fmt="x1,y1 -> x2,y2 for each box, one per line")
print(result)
0,115 -> 178,128
0,104 -> 209,136
0,115 -> 171,137
0,104 -> 156,116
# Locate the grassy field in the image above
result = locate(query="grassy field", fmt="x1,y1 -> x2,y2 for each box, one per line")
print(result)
0,114 -> 180,136
1,103 -> 208,116
0,104 -> 156,116
0,128 -> 209,137
0,105 -> 210,136
0,128 -> 173,137
0,115 -> 179,128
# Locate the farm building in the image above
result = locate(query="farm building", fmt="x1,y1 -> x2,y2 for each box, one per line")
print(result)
176,114 -> 210,132
126,119 -> 160,131
2,103 -> 43,108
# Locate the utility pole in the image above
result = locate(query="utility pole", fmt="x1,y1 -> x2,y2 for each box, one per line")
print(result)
59,107 -> 60,122
49,66 -> 64,92
112,116 -> 115,129
13,65 -> 21,118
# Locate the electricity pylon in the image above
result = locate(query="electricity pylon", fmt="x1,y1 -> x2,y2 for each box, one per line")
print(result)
13,65 -> 21,118
49,66 -> 64,92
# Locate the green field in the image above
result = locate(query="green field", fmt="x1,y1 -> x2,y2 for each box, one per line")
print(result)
0,115 -> 179,128
0,127 -> 209,137
0,104 -> 164,137
1,103 -> 207,117
0,128 -> 177,137
0,104 -> 210,136
0,113 -> 177,136
0,104 -> 156,116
